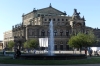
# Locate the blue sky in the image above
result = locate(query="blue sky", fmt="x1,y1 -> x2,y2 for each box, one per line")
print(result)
0,0 -> 100,40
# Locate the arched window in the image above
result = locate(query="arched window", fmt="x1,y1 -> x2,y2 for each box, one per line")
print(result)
54,30 -> 57,36
66,30 -> 69,36
60,30 -> 63,36
41,30 -> 45,36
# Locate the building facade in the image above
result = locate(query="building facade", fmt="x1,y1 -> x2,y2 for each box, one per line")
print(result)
0,41 -> 3,50
3,30 -> 14,48
4,4 -> 99,50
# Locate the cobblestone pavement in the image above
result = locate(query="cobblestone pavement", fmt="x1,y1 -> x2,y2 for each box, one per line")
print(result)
0,64 -> 100,66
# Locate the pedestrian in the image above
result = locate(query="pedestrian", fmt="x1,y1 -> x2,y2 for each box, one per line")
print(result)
85,48 -> 87,55
90,49 -> 93,57
34,49 -> 36,54
3,49 -> 6,56
88,48 -> 92,57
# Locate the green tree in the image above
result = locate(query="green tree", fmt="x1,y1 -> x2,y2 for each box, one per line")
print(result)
8,41 -> 15,49
23,41 -> 29,49
86,31 -> 97,47
23,39 -> 39,49
68,31 -> 96,53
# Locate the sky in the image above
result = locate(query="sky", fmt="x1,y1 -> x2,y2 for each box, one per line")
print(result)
0,0 -> 100,40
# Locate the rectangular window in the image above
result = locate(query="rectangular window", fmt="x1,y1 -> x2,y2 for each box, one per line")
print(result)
58,19 -> 60,21
60,32 -> 63,36
60,45 -> 63,50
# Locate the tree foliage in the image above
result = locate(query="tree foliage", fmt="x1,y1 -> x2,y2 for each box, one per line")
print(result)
23,39 -> 39,49
8,41 -> 15,49
68,31 -> 96,49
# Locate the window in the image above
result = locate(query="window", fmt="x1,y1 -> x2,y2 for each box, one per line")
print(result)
55,45 -> 57,50
41,14 -> 44,17
60,30 -> 63,36
29,29 -> 32,36
45,15 -> 48,16
66,19 -> 68,21
66,30 -> 69,36
53,18 -> 55,21
32,30 -> 35,36
49,19 -> 51,21
45,19 -> 47,21
41,30 -> 45,36
38,14 -> 40,17
58,19 -> 60,21
66,45 -> 69,50
62,19 -> 64,21
60,45 -> 63,50
54,30 -> 57,36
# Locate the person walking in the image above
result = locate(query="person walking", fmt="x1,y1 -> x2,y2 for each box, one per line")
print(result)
3,49 -> 6,56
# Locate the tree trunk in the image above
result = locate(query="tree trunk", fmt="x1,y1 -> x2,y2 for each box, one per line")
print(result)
85,47 -> 87,55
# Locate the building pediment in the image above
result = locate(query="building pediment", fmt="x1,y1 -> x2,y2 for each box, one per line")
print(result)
36,7 -> 64,15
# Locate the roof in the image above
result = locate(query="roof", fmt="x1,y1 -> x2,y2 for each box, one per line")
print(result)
36,6 -> 64,15
24,4 -> 64,16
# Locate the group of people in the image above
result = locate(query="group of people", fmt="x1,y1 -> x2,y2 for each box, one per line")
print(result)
2,48 -> 21,59
94,50 -> 99,56
87,48 -> 99,56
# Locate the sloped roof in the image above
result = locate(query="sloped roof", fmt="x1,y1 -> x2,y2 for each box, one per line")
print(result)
24,4 -> 65,16
36,6 -> 64,15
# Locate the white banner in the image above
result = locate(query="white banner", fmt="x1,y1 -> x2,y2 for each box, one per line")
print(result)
39,38 -> 48,47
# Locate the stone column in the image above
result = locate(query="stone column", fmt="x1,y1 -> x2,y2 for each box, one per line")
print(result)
26,27 -> 28,40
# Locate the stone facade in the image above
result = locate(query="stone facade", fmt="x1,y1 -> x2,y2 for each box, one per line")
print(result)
93,28 -> 100,46
3,30 -> 14,48
0,41 -> 3,50
4,4 -> 100,50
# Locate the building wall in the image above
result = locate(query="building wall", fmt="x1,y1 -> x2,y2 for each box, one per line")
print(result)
3,30 -> 14,48
23,12 -> 34,25
0,41 -> 3,50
